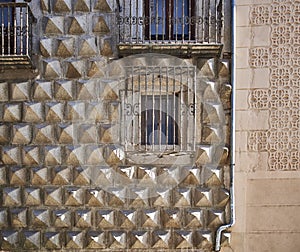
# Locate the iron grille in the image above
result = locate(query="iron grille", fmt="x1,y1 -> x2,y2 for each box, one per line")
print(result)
121,66 -> 197,152
117,0 -> 224,44
0,2 -> 32,57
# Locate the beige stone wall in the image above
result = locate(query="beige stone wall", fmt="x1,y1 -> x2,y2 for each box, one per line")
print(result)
233,0 -> 300,251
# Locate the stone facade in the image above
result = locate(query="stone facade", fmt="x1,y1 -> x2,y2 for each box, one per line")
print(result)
0,0 -> 233,251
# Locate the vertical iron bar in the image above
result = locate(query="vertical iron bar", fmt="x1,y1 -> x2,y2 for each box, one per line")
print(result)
166,67 -> 169,147
13,6 -> 16,55
138,66 -> 141,150
136,0 -> 138,43
188,0 -> 191,41
168,0 -> 172,42
156,0 -> 158,42
159,67 -> 162,150
145,67 -> 148,149
162,0 -> 165,41
173,67 -> 176,150
180,67 -> 183,150
175,0 -> 178,42
182,0 -> 184,43
1,6 -> 4,55
152,66 -> 155,150
210,0 -> 217,43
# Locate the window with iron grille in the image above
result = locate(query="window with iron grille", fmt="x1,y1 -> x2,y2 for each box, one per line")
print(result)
0,0 -> 32,57
121,66 -> 197,153
117,0 -> 224,44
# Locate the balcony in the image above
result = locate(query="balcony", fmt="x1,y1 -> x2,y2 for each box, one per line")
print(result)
0,2 -> 33,69
117,0 -> 231,58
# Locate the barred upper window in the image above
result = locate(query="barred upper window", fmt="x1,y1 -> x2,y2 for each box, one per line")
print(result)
0,0 -> 32,57
117,0 -> 223,44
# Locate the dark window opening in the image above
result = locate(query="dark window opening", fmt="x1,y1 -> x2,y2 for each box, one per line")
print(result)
141,95 -> 179,145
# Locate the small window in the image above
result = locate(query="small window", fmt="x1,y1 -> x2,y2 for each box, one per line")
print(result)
121,66 -> 197,153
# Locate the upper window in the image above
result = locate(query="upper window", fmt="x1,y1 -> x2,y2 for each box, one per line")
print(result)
117,0 -> 223,44
0,0 -> 31,56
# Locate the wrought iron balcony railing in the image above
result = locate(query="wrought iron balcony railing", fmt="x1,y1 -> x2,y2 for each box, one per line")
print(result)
0,2 -> 33,67
117,0 -> 231,54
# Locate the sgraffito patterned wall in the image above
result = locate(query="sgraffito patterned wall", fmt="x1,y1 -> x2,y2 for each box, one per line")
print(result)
248,1 -> 300,171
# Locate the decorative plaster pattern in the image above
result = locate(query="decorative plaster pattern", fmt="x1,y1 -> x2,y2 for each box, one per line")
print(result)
249,1 -> 300,171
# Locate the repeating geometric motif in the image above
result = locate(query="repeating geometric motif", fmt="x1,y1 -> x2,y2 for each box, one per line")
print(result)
249,0 -> 300,171
0,1 -> 232,251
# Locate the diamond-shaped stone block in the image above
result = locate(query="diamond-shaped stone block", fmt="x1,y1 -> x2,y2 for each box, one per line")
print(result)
75,0 -> 91,12
173,188 -> 192,207
93,16 -> 110,33
65,231 -> 84,249
184,209 -> 203,228
87,59 -> 105,77
66,101 -> 85,121
57,123 -> 76,144
151,230 -> 171,249
0,230 -> 19,250
53,0 -> 72,13
34,124 -> 54,144
44,187 -> 63,206
2,146 -> 21,165
0,82 -> 9,101
128,187 -> 149,207
10,208 -> 27,228
78,124 -> 97,143
68,15 -> 86,34
22,146 -> 40,166
3,187 -> 22,206
45,102 -> 64,122
141,209 -> 160,228
24,187 -> 41,206
86,231 -> 105,249
128,231 -> 149,249
44,232 -> 62,249
53,209 -> 71,228
207,210 -> 224,229
65,60 -> 85,79
203,166 -> 223,186
66,145 -> 85,165
193,230 -> 213,250
40,38 -> 52,57
32,209 -> 50,227
106,187 -> 126,207
118,209 -> 137,229
108,231 -> 126,249
43,59 -> 62,79
44,16 -> 64,35
90,166 -> 113,187
31,167 -> 49,185
3,104 -> 22,122
194,188 -> 213,207
86,102 -> 106,122
9,166 -> 27,185
65,187 -> 84,206
77,79 -> 97,100
11,81 -> 30,101
33,81 -> 53,100
99,124 -> 119,143
79,36 -> 98,57
96,209 -> 115,229
161,208 -> 181,228
73,166 -> 90,185
151,187 -> 171,207
44,146 -> 62,165
86,188 -> 105,207
74,209 -> 92,228
51,166 -> 71,185
86,145 -> 104,165
23,102 -> 44,123
23,231 -> 41,250
174,230 -> 193,249
56,37 -> 74,57
55,80 -> 74,100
